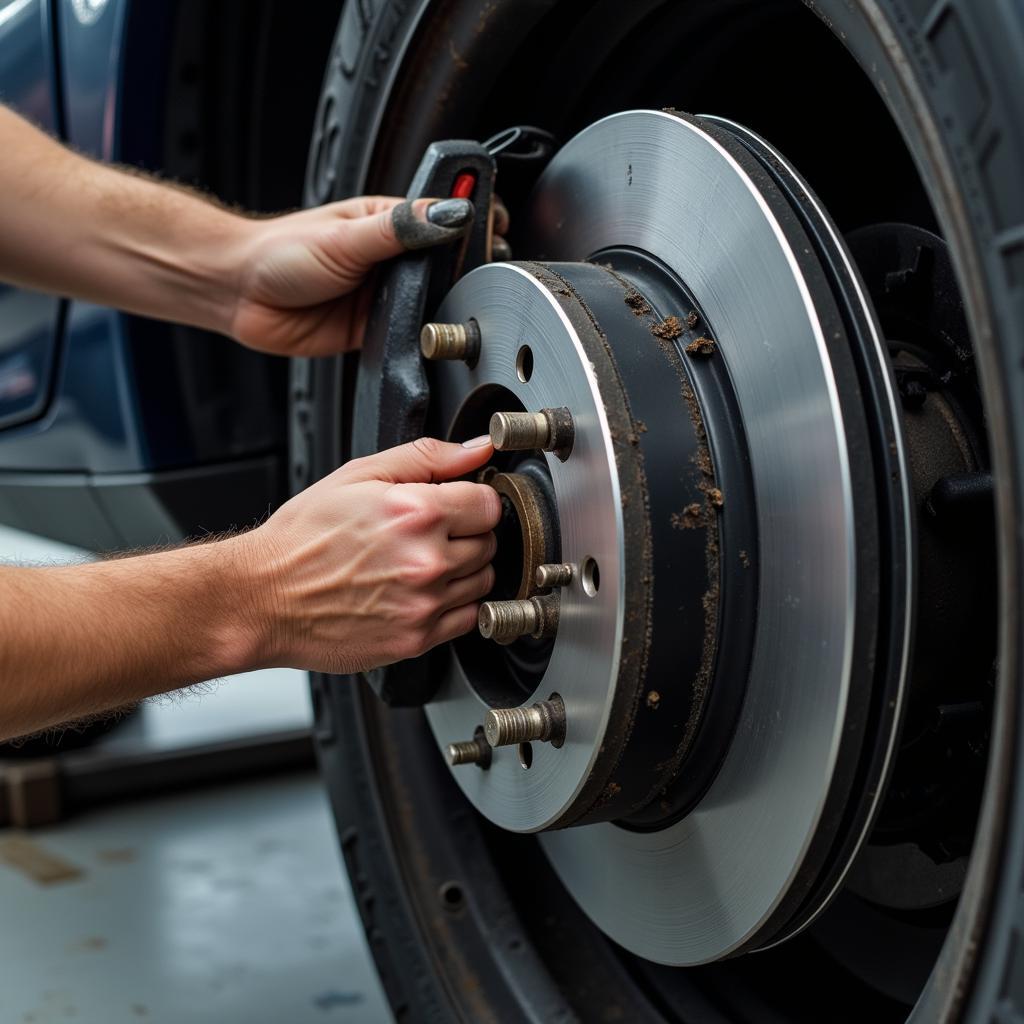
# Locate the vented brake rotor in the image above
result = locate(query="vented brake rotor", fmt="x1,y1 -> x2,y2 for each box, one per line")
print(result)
421,110 -> 914,965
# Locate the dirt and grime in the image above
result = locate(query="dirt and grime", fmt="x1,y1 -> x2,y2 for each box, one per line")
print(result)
670,503 -> 703,529
524,261 -> 656,828
521,260 -> 729,826
651,315 -> 685,340
624,289 -> 652,316
685,335 -> 717,357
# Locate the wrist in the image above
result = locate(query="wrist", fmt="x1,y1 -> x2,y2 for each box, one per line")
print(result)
180,208 -> 258,338
212,528 -> 289,672
187,532 -> 277,677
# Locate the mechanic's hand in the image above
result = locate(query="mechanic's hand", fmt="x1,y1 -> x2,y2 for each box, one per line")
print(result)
229,195 -> 509,358
246,435 -> 500,675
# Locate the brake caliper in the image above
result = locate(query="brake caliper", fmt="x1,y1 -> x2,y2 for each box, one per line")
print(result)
351,140 -> 496,706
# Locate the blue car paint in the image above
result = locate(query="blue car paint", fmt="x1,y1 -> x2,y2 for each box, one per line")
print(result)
0,0 -> 193,472
0,0 -> 64,434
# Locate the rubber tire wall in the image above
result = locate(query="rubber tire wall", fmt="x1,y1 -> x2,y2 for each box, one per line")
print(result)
291,2 -> 1024,1021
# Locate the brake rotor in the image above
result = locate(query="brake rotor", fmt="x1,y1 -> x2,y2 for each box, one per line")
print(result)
423,110 -> 913,965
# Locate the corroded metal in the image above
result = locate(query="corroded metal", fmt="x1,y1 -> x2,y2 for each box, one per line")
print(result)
535,563 -> 573,589
478,594 -> 560,644
484,696 -> 566,749
446,727 -> 492,768
420,320 -> 481,362
489,411 -> 551,450
489,408 -> 574,454
484,471 -> 551,600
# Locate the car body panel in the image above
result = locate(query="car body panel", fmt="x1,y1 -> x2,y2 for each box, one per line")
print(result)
0,0 -> 64,433
0,0 -> 288,548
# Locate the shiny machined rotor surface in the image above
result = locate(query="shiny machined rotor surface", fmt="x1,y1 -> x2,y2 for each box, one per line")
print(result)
427,109 -> 910,965
425,261 -> 627,833
525,109 -> 891,965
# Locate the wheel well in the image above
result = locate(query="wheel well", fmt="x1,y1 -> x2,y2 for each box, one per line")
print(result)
109,1 -> 342,486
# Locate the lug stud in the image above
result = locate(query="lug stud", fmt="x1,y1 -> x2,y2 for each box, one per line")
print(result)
478,595 -> 559,645
489,407 -> 574,455
489,411 -> 549,450
484,695 -> 566,749
535,563 -> 573,589
420,320 -> 481,362
446,727 -> 492,768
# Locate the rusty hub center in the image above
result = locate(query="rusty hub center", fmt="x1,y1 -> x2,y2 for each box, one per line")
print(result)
479,467 -> 556,603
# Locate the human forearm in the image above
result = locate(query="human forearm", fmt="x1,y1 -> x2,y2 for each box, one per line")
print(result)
0,105 -> 490,355
0,536 -> 264,741
0,104 -> 248,335
0,438 -> 498,743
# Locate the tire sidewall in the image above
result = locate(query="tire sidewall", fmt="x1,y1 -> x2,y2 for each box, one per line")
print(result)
293,2 -> 1024,1021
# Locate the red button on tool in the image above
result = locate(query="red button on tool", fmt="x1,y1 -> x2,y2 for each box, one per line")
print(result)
451,172 -> 477,199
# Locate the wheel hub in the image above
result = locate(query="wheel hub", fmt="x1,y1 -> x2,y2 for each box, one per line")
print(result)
422,109 -> 915,964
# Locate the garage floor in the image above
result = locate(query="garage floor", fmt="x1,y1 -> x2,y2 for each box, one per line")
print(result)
0,526 -> 392,1024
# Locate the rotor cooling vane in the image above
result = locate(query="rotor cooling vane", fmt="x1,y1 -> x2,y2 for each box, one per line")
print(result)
367,110 -> 990,967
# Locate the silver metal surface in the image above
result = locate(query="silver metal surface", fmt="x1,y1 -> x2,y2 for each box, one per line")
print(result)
478,598 -> 538,643
703,116 -> 914,945
425,262 -> 626,834
478,595 -> 559,643
536,563 -> 574,588
489,410 -> 552,451
420,321 -> 480,362
484,698 -> 565,749
521,110 -> 860,964
447,734 -> 491,767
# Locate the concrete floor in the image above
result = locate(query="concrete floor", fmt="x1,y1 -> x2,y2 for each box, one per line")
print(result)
0,775 -> 391,1023
0,525 -> 393,1023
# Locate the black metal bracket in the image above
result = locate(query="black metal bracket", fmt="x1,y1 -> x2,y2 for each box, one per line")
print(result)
351,140 -> 497,706
352,141 -> 496,458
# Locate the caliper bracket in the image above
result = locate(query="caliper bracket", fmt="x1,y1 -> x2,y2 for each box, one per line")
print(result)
352,141 -> 496,458
352,140 -> 497,706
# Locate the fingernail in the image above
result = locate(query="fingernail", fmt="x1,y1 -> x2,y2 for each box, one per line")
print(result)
427,198 -> 473,228
394,199 -> 474,250
491,236 -> 512,261
461,434 -> 492,449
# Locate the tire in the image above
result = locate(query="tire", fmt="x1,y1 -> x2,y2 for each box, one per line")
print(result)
292,2 -> 1024,1020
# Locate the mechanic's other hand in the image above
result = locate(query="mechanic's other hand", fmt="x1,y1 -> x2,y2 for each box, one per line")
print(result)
246,436 -> 500,675
229,194 -> 505,358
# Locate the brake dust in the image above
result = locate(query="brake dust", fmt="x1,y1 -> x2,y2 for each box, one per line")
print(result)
624,289 -> 652,316
670,503 -> 703,529
651,315 -> 685,340
685,335 -> 716,357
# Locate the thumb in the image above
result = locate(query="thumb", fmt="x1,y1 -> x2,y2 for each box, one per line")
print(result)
342,198 -> 475,266
342,436 -> 493,484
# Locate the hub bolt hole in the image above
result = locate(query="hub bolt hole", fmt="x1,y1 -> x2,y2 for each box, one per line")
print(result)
518,742 -> 533,769
439,881 -> 465,911
516,345 -> 534,383
581,556 -> 600,596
